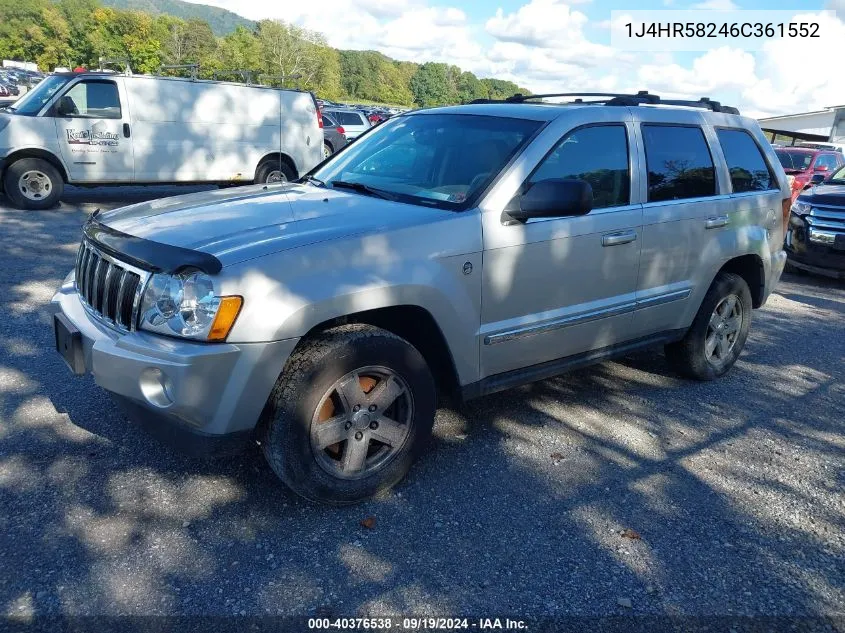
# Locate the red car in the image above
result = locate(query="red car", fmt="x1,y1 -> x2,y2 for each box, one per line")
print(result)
774,147 -> 844,200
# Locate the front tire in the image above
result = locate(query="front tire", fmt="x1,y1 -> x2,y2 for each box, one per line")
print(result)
3,158 -> 64,210
260,324 -> 436,504
665,272 -> 752,381
255,158 -> 295,184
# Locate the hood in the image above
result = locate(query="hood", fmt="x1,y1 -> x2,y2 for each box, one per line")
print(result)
797,184 -> 845,207
98,183 -> 450,267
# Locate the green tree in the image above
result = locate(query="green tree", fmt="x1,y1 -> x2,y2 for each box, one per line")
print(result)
57,0 -> 99,66
88,7 -> 162,73
409,62 -> 451,107
214,25 -> 261,76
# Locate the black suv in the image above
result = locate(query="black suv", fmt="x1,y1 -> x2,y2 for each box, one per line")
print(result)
786,164 -> 845,278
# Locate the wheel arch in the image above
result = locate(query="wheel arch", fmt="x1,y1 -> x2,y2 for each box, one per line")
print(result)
3,148 -> 69,183
717,254 -> 765,308
297,305 -> 462,404
255,152 -> 298,181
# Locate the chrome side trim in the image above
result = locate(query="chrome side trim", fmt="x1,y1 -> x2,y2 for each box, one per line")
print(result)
483,288 -> 693,346
635,288 -> 692,309
484,302 -> 636,346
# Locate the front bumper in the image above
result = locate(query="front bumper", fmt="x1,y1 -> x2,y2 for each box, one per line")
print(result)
50,279 -> 299,455
785,217 -> 845,279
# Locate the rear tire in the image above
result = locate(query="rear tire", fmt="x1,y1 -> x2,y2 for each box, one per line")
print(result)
323,142 -> 333,159
3,157 -> 63,210
255,158 -> 295,184
665,272 -> 752,381
260,324 -> 436,504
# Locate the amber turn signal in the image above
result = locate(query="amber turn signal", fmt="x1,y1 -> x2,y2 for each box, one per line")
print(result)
208,296 -> 243,342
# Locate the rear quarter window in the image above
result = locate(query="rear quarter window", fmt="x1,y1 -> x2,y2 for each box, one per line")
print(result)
716,128 -> 777,193
642,124 -> 716,202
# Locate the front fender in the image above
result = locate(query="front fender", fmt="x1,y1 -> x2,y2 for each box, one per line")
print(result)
219,211 -> 484,385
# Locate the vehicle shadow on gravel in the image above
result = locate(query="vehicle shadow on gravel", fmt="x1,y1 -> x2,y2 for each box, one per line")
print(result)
0,204 -> 843,619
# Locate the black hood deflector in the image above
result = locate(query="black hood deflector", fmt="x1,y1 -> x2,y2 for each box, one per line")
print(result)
83,213 -> 222,275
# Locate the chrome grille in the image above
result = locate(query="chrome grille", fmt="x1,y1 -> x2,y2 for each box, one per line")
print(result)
75,241 -> 143,330
807,205 -> 845,234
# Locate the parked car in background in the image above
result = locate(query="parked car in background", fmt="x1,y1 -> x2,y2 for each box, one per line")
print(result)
322,108 -> 370,140
50,92 -> 788,503
785,163 -> 845,278
0,71 -> 323,209
321,112 -> 348,158
774,146 -> 844,200
0,84 -> 10,97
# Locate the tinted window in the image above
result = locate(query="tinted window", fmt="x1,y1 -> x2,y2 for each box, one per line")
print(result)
530,125 -> 630,209
716,128 -> 776,192
815,154 -> 839,170
60,81 -> 121,119
775,150 -> 814,171
643,125 -> 715,202
333,111 -> 365,126
322,113 -> 336,127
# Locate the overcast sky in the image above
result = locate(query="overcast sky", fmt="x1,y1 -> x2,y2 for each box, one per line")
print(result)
184,0 -> 844,118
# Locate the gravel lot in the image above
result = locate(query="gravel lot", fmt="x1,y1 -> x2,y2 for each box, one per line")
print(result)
0,187 -> 843,628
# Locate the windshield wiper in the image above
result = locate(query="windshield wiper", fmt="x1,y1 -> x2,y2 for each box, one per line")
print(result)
330,180 -> 397,200
300,174 -> 326,187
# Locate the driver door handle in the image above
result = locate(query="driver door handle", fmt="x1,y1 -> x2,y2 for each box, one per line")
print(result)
123,123 -> 131,138
602,231 -> 637,247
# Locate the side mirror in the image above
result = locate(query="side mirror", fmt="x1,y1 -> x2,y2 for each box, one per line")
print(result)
55,96 -> 76,117
815,164 -> 829,172
504,178 -> 592,223
810,173 -> 826,184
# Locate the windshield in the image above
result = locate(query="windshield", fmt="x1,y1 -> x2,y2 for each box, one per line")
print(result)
827,165 -> 845,184
310,113 -> 543,210
775,150 -> 814,171
7,75 -> 70,115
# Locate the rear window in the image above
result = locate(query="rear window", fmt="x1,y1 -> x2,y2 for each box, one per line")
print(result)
716,128 -> 776,192
775,150 -> 814,171
642,125 -> 716,202
333,111 -> 366,126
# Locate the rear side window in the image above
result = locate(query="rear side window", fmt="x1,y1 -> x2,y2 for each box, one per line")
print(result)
335,111 -> 364,126
815,153 -> 840,170
530,124 -> 630,209
322,113 -> 336,127
60,80 -> 121,119
716,128 -> 776,192
642,125 -> 715,202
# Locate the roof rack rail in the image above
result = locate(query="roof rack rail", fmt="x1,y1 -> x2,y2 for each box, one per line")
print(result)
158,63 -> 200,80
470,91 -> 740,114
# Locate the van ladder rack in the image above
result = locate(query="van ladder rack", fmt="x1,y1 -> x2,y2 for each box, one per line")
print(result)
158,63 -> 200,80
470,91 -> 740,114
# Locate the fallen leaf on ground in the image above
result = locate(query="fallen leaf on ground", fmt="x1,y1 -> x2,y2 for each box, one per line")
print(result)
550,452 -> 565,461
620,528 -> 642,540
360,517 -> 376,529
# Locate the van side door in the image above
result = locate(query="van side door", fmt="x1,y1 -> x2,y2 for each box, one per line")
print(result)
50,77 -> 133,183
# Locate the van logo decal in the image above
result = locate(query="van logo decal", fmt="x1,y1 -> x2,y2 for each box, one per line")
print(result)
65,122 -> 119,147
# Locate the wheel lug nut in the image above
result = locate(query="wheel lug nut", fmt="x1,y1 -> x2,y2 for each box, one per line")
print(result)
353,405 -> 361,412
368,404 -> 377,412
354,431 -> 363,440
370,421 -> 378,430
344,422 -> 352,430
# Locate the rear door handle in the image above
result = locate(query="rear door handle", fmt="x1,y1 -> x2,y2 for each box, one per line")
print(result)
705,215 -> 729,229
122,123 -> 131,138
602,231 -> 637,246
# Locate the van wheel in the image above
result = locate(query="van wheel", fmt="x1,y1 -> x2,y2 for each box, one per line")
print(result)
3,158 -> 64,210
665,272 -> 752,381
260,324 -> 436,505
255,159 -> 295,184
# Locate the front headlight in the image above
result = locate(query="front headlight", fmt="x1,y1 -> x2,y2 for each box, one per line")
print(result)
139,271 -> 242,341
791,200 -> 812,216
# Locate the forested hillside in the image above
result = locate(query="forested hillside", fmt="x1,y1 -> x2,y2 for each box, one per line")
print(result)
0,0 -> 531,106
101,0 -> 254,36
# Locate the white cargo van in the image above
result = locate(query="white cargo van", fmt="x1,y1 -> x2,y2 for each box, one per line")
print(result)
0,72 -> 324,209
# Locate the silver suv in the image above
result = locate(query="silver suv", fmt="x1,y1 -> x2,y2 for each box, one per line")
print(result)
51,92 -> 789,504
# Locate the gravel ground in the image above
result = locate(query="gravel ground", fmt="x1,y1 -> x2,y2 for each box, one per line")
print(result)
0,187 -> 843,628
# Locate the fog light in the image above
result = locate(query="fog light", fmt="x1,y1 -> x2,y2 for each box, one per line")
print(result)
139,367 -> 174,408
